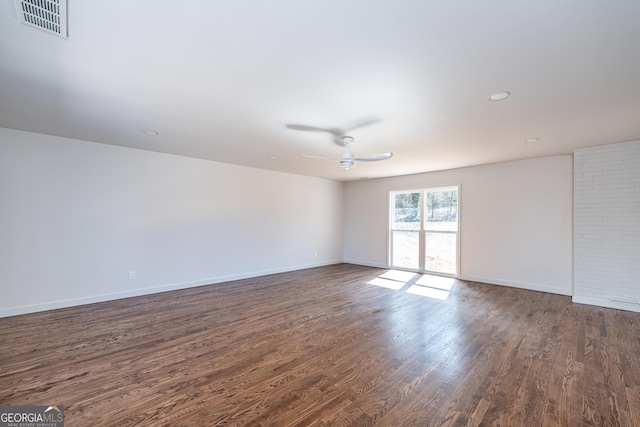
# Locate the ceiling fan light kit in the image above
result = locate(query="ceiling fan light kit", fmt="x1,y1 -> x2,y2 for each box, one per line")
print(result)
341,161 -> 356,170
302,135 -> 393,170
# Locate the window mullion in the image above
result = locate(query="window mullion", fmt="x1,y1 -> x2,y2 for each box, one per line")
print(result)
418,190 -> 425,271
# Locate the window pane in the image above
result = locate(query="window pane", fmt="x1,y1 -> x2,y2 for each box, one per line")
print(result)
393,192 -> 420,230
425,232 -> 456,273
392,230 -> 419,269
425,189 -> 457,232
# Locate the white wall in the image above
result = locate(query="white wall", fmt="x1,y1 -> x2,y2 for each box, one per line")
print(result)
344,156 -> 573,295
573,140 -> 640,312
0,128 -> 344,317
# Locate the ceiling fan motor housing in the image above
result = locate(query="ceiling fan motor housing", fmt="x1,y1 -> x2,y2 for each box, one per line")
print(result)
342,135 -> 354,144
341,161 -> 355,170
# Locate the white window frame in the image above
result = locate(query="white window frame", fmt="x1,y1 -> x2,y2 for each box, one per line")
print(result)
389,185 -> 460,276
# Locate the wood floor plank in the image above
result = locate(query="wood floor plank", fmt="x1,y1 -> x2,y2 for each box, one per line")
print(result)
2,264 -> 640,426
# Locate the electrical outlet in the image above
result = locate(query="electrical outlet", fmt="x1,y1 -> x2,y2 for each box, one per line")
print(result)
314,251 -> 318,257
129,271 -> 136,280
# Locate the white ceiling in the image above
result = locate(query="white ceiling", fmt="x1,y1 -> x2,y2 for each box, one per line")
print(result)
2,1 -> 640,181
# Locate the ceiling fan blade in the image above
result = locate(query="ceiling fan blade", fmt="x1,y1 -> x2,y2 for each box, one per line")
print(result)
353,152 -> 393,162
302,154 -> 341,162
344,117 -> 382,132
286,124 -> 344,136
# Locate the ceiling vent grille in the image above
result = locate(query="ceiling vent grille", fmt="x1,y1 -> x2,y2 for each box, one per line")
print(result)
15,0 -> 67,38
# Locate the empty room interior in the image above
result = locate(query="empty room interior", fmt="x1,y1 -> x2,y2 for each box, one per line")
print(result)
1,1 -> 640,426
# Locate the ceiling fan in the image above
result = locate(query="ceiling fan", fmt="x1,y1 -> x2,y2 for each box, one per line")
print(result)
303,136 -> 393,170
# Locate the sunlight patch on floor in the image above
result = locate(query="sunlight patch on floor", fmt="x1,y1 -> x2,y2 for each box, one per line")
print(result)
367,270 -> 454,300
367,270 -> 418,290
415,275 -> 455,291
379,270 -> 417,282
367,277 -> 406,290
406,284 -> 450,300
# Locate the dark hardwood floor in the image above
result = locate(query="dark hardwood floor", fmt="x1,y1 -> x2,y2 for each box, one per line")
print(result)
1,264 -> 639,426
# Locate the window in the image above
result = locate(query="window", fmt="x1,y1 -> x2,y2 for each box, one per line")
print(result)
390,192 -> 421,269
390,186 -> 459,275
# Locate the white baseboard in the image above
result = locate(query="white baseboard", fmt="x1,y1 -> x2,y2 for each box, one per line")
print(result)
572,295 -> 640,313
342,261 -> 574,297
5,261 -> 608,318
450,274 -> 573,296
0,260 -> 343,318
342,259 -> 388,269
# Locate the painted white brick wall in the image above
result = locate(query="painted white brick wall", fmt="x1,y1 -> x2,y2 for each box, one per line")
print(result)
573,140 -> 640,312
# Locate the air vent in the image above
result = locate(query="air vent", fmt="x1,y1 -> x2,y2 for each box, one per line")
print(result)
14,0 -> 67,38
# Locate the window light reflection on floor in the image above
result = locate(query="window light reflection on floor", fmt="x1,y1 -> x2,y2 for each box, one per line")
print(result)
415,274 -> 454,291
406,284 -> 450,300
367,270 -> 454,300
367,277 -> 406,290
379,270 -> 417,282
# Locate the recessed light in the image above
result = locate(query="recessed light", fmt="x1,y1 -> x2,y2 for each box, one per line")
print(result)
488,91 -> 511,101
142,129 -> 159,136
268,156 -> 277,160
524,138 -> 540,143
